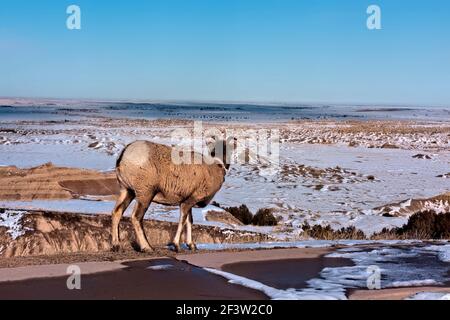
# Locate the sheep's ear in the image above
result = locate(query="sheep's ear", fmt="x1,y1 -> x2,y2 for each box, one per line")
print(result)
205,137 -> 218,157
206,136 -> 216,143
226,137 -> 238,150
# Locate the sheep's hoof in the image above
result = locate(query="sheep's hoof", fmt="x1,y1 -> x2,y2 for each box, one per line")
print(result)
168,243 -> 181,253
140,246 -> 154,253
188,243 -> 198,252
111,245 -> 121,252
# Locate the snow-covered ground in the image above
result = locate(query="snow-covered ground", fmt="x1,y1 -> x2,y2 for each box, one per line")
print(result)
2,142 -> 448,237
1,102 -> 449,239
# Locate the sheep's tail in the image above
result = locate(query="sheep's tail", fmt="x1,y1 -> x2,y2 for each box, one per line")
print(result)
115,145 -> 130,189
116,146 -> 127,168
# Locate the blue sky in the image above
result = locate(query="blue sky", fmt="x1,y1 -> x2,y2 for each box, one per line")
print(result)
1,0 -> 449,105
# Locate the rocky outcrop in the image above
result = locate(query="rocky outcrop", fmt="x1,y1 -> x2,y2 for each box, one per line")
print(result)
0,163 -> 118,201
373,192 -> 450,217
0,209 -> 269,258
205,210 -> 244,226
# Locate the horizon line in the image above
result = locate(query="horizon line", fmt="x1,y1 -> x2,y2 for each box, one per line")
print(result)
1,95 -> 449,109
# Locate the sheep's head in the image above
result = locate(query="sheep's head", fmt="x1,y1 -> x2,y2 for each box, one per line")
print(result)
207,137 -> 237,170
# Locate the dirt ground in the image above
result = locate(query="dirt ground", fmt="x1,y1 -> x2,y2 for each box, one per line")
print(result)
0,247 -> 448,300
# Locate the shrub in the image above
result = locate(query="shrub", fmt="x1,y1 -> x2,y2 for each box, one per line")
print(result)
372,210 -> 450,240
398,210 -> 450,239
308,224 -> 336,240
302,222 -> 366,240
224,204 -> 253,225
252,208 -> 278,226
398,210 -> 436,238
300,210 -> 450,240
210,201 -> 222,208
433,212 -> 450,239
336,226 -> 366,240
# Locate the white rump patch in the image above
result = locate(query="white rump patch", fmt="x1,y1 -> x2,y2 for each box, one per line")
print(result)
122,141 -> 150,167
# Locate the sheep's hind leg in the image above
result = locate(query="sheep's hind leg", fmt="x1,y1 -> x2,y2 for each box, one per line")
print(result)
171,203 -> 192,252
131,195 -> 154,253
111,188 -> 135,252
185,209 -> 197,251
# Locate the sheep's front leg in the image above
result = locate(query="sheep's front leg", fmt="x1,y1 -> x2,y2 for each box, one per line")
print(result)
185,209 -> 197,251
172,203 -> 191,252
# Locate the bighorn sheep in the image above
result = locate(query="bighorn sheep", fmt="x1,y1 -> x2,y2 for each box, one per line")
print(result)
111,138 -> 235,252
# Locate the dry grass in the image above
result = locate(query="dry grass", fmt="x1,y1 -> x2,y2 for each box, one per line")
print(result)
373,211 -> 450,239
301,222 -> 366,240
336,121 -> 450,135
217,204 -> 278,227
222,204 -> 254,225
252,208 -> 278,226
299,210 -> 450,240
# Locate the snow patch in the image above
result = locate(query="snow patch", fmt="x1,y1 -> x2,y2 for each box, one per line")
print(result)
0,210 -> 30,240
326,245 -> 450,290
422,244 -> 450,262
205,268 -> 345,300
147,264 -> 174,271
407,292 -> 450,300
197,240 -> 420,251
390,279 -> 439,288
